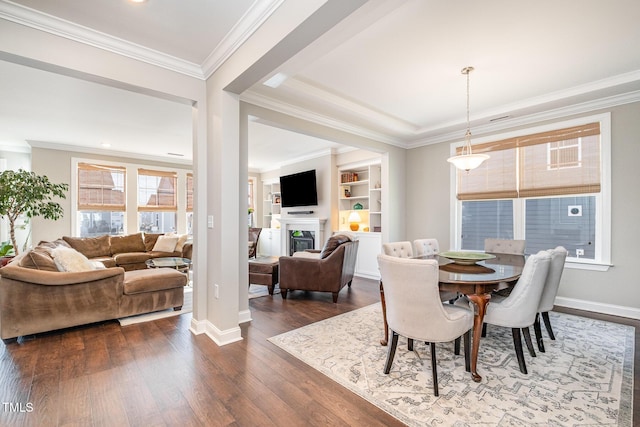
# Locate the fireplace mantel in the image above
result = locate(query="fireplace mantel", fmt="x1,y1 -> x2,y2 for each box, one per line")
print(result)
279,218 -> 327,256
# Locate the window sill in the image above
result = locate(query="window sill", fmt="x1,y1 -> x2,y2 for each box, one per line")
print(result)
565,260 -> 612,272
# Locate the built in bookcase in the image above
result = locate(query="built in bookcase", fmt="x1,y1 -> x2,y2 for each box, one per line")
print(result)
262,180 -> 281,228
338,163 -> 382,233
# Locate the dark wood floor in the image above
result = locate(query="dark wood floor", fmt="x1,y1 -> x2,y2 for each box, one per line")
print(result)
1,278 -> 637,426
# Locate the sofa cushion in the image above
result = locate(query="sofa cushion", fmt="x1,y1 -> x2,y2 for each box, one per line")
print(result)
110,233 -> 145,255
18,245 -> 59,271
152,235 -> 179,252
113,252 -> 152,266
320,234 -> 352,259
143,233 -> 163,251
51,246 -> 96,272
123,269 -> 187,294
63,235 -> 111,259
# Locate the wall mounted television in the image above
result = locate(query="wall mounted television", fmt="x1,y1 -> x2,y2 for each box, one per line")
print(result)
279,169 -> 318,208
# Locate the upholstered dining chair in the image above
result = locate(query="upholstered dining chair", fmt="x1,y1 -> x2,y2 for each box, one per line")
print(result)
484,238 -> 526,255
382,241 -> 413,258
482,250 -> 551,374
248,227 -> 262,259
413,238 -> 440,257
533,246 -> 568,352
377,254 -> 473,396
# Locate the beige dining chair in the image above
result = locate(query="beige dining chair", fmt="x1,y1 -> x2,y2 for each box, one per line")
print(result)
484,238 -> 526,255
533,246 -> 568,352
413,238 -> 440,257
382,241 -> 413,258
377,254 -> 473,396
482,250 -> 552,374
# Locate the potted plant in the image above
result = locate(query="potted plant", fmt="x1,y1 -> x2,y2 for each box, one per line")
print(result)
0,240 -> 14,267
0,169 -> 68,255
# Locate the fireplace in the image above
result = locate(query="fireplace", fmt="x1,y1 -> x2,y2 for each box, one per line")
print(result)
290,230 -> 315,255
278,218 -> 327,256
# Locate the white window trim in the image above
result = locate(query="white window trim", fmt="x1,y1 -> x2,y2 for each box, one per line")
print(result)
450,112 -> 611,271
71,157 -> 192,236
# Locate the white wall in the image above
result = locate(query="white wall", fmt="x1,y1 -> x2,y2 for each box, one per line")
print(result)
405,101 -> 640,318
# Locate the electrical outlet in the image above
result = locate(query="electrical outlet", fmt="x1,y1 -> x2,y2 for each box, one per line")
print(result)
576,249 -> 584,256
214,284 -> 219,299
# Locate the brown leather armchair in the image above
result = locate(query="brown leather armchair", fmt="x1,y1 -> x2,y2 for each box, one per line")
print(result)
279,235 -> 359,303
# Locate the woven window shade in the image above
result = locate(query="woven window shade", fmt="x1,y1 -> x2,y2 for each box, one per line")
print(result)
77,163 -> 126,211
456,122 -> 600,200
186,173 -> 193,212
138,169 -> 177,212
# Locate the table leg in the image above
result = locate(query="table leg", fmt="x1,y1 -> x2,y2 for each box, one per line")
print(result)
465,293 -> 491,382
379,281 -> 388,346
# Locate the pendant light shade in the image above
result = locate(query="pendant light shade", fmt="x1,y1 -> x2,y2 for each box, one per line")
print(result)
447,67 -> 489,171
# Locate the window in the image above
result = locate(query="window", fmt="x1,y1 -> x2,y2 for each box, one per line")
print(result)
186,173 -> 193,235
77,163 -> 126,237
138,169 -> 177,233
455,114 -> 610,268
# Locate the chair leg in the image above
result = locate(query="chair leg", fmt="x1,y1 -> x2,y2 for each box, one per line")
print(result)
481,322 -> 487,337
541,311 -> 555,340
281,289 -> 288,299
512,328 -> 528,374
454,337 -> 461,355
522,327 -> 536,357
463,330 -> 471,373
430,342 -> 439,396
331,292 -> 339,303
384,331 -> 399,374
534,313 -> 545,353
408,338 -> 414,351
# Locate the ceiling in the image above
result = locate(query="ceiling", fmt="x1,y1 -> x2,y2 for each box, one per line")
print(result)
2,0 -> 640,171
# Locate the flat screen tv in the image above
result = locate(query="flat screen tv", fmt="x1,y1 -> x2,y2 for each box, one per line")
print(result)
279,169 -> 318,208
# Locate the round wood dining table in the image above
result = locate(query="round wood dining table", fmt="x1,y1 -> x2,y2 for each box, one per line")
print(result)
379,253 -> 525,382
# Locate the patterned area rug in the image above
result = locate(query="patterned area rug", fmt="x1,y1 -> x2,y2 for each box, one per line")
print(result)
269,303 -> 634,426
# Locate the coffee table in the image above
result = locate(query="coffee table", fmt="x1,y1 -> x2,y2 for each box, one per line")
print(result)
146,257 -> 191,273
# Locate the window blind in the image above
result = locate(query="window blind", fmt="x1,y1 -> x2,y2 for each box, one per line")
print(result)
138,168 -> 177,212
186,173 -> 193,212
457,122 -> 600,200
77,163 -> 126,211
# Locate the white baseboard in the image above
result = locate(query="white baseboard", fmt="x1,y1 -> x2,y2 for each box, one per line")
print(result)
554,296 -> 640,320
190,318 -> 243,345
239,309 -> 252,324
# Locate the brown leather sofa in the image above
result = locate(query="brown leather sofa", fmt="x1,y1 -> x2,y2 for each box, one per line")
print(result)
278,234 -> 359,303
61,232 -> 192,271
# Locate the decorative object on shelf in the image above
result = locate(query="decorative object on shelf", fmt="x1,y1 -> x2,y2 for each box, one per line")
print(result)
353,202 -> 363,210
348,211 -> 362,231
447,66 -> 490,171
344,187 -> 351,197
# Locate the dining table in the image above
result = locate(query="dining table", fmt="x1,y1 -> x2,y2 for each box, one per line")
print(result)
379,252 -> 526,382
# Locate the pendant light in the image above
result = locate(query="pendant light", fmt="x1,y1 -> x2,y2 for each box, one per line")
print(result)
447,66 -> 489,171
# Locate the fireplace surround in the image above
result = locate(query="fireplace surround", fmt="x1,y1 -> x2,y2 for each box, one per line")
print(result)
279,218 -> 327,256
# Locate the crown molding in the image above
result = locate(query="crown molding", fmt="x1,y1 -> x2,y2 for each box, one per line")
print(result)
0,0 -> 205,78
201,0 -> 284,79
241,90 -> 407,148
406,89 -> 640,149
27,140 -> 193,166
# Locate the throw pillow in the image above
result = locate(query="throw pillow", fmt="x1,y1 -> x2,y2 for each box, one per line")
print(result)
319,234 -> 351,259
51,246 -> 95,272
62,235 -> 110,258
175,234 -> 189,252
143,233 -> 163,251
152,235 -> 179,252
18,244 -> 59,271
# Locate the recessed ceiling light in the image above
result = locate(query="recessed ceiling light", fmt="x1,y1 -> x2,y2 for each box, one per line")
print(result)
130,0 -> 148,3
101,142 -> 111,148
167,152 -> 184,157
263,73 -> 288,88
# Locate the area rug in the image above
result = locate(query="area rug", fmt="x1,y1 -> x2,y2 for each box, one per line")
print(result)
118,287 -> 192,326
269,303 -> 634,426
249,283 -> 280,299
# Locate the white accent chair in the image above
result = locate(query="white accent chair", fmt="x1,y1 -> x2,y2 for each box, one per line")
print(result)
413,238 -> 440,257
533,246 -> 568,352
482,250 -> 552,374
484,238 -> 526,255
377,254 -> 473,396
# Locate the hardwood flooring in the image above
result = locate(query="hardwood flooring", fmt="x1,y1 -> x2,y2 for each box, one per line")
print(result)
0,278 -> 637,426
